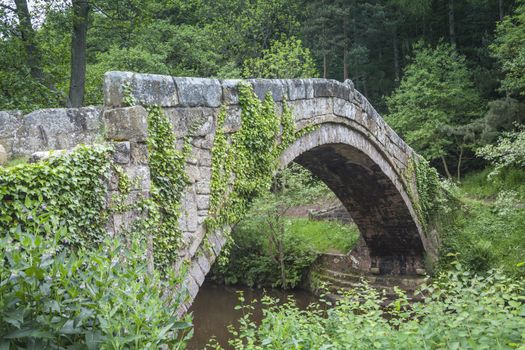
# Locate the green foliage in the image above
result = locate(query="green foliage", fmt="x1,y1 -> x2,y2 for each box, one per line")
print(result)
146,105 -> 190,271
412,158 -> 447,227
85,46 -> 172,105
438,168 -> 525,277
211,164 -> 358,289
491,0 -> 525,96
0,145 -> 112,246
386,41 -> 483,178
210,221 -> 318,289
460,167 -> 525,200
480,98 -> 525,144
0,230 -> 192,349
222,267 -> 525,349
287,218 -> 359,254
242,36 -> 318,78
207,84 -> 299,232
211,215 -> 358,289
477,127 -> 525,177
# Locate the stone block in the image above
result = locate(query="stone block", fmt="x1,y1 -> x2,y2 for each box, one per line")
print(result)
130,143 -> 149,164
221,79 -> 242,105
199,166 -> 211,181
184,274 -> 199,299
104,71 -> 134,107
0,144 -> 7,165
286,79 -> 307,100
195,180 -> 210,194
0,110 -> 23,155
196,149 -> 212,167
185,165 -> 199,183
195,113 -> 214,137
223,106 -> 242,133
66,106 -> 102,132
131,73 -> 178,106
248,79 -> 285,101
190,261 -> 205,286
165,107 -> 216,137
28,149 -> 70,163
289,98 -> 332,121
126,165 -> 151,191
304,79 -> 315,99
196,194 -> 210,210
333,98 -> 357,120
197,253 -> 211,275
6,107 -> 103,158
104,106 -> 148,142
174,77 -> 222,107
313,79 -> 338,97
191,136 -> 214,150
181,190 -> 198,232
113,142 -> 130,164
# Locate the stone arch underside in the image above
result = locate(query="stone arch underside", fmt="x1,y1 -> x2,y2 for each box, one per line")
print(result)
279,124 -> 425,275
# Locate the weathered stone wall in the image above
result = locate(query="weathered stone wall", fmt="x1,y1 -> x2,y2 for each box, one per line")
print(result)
0,107 -> 103,161
101,71 -> 431,312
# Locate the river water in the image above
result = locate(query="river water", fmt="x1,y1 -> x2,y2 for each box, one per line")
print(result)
187,281 -> 317,349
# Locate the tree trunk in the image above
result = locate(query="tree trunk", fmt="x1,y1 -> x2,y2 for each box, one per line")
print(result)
69,0 -> 89,107
343,18 -> 349,81
448,0 -> 457,47
14,0 -> 44,81
323,52 -> 327,79
343,51 -> 349,81
456,145 -> 464,182
393,26 -> 400,81
441,156 -> 453,179
278,234 -> 286,289
498,0 -> 504,21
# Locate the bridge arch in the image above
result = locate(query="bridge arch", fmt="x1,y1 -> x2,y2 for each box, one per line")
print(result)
102,72 -> 436,311
279,123 -> 425,275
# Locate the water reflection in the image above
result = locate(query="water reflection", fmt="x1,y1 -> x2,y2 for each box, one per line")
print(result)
187,281 -> 317,349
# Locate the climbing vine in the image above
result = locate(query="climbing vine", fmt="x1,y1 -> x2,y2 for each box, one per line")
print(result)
0,145 -> 112,246
146,105 -> 191,270
207,83 -> 304,233
409,157 -> 458,231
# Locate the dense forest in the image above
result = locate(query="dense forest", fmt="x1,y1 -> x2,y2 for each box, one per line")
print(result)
1,0 -> 524,177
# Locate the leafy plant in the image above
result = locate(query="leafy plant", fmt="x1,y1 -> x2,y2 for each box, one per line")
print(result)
0,230 -> 192,349
242,36 -> 318,78
220,266 -> 525,349
477,126 -> 525,177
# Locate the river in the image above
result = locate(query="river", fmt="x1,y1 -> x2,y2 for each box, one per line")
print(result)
187,281 -> 318,349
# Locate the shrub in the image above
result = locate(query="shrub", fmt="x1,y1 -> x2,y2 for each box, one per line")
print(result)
220,266 -> 525,349
0,229 -> 192,349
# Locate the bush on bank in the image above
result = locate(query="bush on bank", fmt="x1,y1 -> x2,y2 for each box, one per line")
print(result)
0,229 -> 192,349
216,264 -> 525,350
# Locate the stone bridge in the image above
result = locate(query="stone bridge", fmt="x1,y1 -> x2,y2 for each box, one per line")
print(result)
100,72 -> 436,311
1,71 -> 437,311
